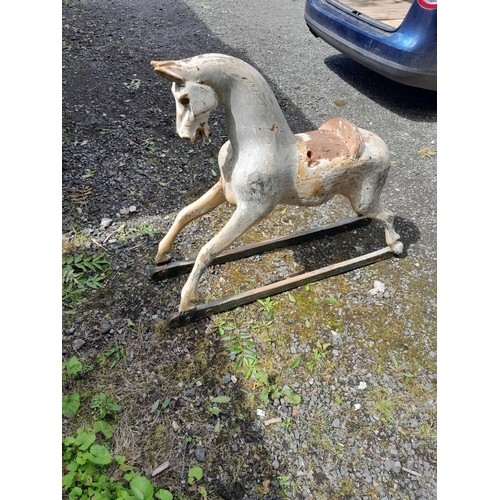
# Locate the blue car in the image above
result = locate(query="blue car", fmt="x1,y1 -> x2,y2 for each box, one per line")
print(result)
304,0 -> 437,91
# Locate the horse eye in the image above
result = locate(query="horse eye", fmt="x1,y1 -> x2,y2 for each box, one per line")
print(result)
179,96 -> 190,106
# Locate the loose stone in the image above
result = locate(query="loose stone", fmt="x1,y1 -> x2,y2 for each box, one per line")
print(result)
72,338 -> 85,350
195,444 -> 206,462
100,321 -> 112,334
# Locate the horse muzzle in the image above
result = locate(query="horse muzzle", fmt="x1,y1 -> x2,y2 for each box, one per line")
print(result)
179,122 -> 211,143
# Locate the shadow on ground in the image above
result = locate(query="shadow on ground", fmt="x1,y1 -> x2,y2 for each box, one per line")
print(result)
324,54 -> 437,122
290,215 -> 420,275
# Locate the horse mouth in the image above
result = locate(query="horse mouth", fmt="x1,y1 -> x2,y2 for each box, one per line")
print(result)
179,122 -> 211,143
191,123 -> 211,143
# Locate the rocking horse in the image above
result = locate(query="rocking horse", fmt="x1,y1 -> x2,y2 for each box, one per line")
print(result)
150,54 -> 403,326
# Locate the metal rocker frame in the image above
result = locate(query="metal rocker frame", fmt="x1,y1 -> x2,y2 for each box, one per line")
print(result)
151,216 -> 395,328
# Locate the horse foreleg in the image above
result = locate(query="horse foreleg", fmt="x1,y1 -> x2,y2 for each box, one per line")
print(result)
156,180 -> 226,264
179,203 -> 271,311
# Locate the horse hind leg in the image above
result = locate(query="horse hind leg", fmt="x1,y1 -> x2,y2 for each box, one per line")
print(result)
347,173 -> 404,255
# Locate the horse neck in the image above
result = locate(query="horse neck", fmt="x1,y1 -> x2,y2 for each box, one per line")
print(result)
216,69 -> 295,152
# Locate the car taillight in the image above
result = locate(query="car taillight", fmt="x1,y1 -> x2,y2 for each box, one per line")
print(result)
417,0 -> 437,9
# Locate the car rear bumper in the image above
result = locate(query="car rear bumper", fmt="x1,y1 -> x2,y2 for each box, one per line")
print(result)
305,0 -> 437,91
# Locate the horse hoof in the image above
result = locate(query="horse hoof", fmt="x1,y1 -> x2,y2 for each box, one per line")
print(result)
391,240 -> 404,255
155,252 -> 173,265
178,301 -> 197,312
179,289 -> 200,312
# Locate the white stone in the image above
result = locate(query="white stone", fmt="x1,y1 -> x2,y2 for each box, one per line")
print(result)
369,281 -> 385,295
100,218 -> 113,228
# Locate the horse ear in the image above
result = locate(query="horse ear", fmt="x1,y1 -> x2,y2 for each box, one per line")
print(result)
151,61 -> 183,84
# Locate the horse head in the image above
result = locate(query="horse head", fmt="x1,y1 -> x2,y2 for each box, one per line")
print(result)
151,59 -> 219,143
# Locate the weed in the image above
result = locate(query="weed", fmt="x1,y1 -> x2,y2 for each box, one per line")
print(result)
278,475 -> 288,486
143,137 -> 157,155
333,477 -> 354,498
82,168 -> 96,179
62,355 -> 83,380
257,297 -> 275,319
209,396 -> 231,416
214,318 -> 232,336
187,466 -> 207,499
198,485 -> 208,499
62,253 -> 111,308
138,222 -> 158,236
151,398 -> 171,414
115,224 -> 127,239
214,418 -> 221,432
281,417 -> 292,429
368,387 -> 396,423
62,356 -> 86,417
208,407 -> 218,418
212,396 -> 231,404
390,355 -> 398,369
187,465 -> 205,496
253,369 -> 301,405
115,222 -> 159,241
390,355 -> 415,378
81,359 -> 94,375
313,342 -> 331,360
91,393 -> 121,419
123,78 -> 141,90
282,388 -> 301,404
306,341 -> 331,371
98,345 -> 126,368
63,424 -> 173,500
278,475 -> 290,496
63,392 -> 81,418
216,320 -> 258,371
186,435 -> 202,444
420,421 -> 437,439
251,319 -> 273,334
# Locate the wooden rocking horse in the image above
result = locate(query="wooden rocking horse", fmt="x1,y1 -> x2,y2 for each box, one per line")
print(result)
150,54 -> 403,325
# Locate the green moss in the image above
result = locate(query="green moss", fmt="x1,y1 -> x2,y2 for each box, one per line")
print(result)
270,285 -> 344,332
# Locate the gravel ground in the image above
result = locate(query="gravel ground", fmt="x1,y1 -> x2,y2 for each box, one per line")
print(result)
62,0 -> 437,498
